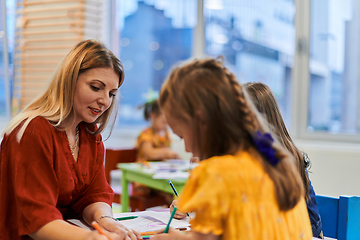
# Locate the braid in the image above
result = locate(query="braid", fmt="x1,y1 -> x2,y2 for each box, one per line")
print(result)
225,69 -> 259,134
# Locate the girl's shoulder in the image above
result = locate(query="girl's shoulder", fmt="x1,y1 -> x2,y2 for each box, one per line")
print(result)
192,151 -> 263,179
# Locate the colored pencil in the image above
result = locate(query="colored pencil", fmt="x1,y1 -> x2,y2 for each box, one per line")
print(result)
140,231 -> 157,236
168,180 -> 190,218
116,216 -> 138,221
91,222 -> 110,240
164,206 -> 177,233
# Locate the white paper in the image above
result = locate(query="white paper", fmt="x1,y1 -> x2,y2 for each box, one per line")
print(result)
152,171 -> 190,179
114,210 -> 190,233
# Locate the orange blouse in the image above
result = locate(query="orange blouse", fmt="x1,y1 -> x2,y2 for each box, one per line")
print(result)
178,150 -> 312,240
135,127 -> 171,163
0,117 -> 113,240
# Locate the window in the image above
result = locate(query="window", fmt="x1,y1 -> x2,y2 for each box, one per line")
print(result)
116,0 -> 197,127
0,0 -> 14,119
204,0 -> 296,126
307,0 -> 360,135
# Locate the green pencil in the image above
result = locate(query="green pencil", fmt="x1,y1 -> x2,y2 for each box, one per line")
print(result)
116,216 -> 138,221
164,206 -> 177,233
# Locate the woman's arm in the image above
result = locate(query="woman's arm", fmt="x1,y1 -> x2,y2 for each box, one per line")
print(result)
28,220 -> 108,240
141,142 -> 180,160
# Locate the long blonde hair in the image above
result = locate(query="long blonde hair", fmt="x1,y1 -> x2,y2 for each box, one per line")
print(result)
159,58 -> 303,211
4,39 -> 124,142
244,82 -> 310,201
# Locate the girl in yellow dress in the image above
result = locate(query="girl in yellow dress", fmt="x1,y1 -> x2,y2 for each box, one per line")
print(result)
152,58 -> 312,240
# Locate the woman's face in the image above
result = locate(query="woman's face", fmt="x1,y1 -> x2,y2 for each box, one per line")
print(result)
73,67 -> 119,124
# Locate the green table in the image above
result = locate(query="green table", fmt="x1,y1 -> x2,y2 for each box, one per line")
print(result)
118,163 -> 188,212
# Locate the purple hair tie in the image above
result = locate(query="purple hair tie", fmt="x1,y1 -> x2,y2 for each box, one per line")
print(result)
252,131 -> 279,166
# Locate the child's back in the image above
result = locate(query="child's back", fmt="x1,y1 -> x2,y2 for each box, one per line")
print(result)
179,150 -> 311,239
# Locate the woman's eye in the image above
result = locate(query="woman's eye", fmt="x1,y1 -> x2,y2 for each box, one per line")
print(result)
91,86 -> 100,91
109,92 -> 116,98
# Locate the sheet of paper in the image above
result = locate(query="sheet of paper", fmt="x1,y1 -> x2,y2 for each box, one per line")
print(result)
67,219 -> 92,230
114,210 -> 190,233
68,210 -> 190,233
152,171 -> 190,179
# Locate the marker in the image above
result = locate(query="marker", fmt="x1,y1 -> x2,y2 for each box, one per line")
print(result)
164,206 -> 177,233
116,216 -> 138,221
140,231 -> 157,236
168,180 -> 190,218
92,222 -> 110,240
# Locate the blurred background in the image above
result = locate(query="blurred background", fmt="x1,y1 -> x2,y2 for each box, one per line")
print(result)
1,0 -> 360,197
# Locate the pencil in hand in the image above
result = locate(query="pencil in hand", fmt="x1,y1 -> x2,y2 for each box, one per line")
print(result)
164,206 -> 177,233
168,180 -> 190,218
91,221 -> 110,240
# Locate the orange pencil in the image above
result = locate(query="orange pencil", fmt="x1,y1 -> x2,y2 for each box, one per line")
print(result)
140,231 -> 157,236
92,222 -> 110,240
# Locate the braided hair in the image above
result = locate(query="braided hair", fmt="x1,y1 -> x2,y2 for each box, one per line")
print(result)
159,58 -> 303,211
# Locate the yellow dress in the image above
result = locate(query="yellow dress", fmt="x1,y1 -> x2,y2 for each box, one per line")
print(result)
177,150 -> 312,240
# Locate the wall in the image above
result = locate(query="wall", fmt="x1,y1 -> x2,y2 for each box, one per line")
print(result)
296,139 -> 360,197
104,129 -> 360,198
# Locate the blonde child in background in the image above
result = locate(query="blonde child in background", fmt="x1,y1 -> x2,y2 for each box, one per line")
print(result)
153,58 -> 312,240
133,99 -> 180,201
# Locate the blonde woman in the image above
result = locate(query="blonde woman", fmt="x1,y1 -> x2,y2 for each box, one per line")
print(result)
0,40 -> 140,240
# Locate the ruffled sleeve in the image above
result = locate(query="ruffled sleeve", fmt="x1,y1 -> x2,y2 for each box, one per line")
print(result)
135,128 -> 153,148
177,160 -> 229,235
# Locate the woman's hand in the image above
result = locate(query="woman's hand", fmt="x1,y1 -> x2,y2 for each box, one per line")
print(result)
97,218 -> 141,240
170,200 -> 187,219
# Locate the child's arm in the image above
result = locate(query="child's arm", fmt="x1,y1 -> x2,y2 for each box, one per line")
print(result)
141,141 -> 181,160
151,228 -> 220,240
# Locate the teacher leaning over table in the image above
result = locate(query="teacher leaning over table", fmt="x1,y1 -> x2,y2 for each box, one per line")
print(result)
0,40 -> 141,240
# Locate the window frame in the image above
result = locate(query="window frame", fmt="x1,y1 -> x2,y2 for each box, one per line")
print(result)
1,0 -> 11,121
292,0 -> 360,142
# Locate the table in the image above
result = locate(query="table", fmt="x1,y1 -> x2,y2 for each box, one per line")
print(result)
118,163 -> 188,212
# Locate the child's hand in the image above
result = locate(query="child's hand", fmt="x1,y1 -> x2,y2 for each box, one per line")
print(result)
165,149 -> 181,159
150,227 -> 185,240
190,157 -> 199,163
170,200 -> 187,219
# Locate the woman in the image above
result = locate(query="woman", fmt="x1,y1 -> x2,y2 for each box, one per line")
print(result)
0,40 -> 140,240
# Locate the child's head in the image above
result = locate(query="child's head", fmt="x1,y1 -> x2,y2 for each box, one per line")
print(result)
243,82 -> 287,140
244,82 -> 310,201
143,100 -> 167,132
160,58 -> 304,211
160,58 -> 262,159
